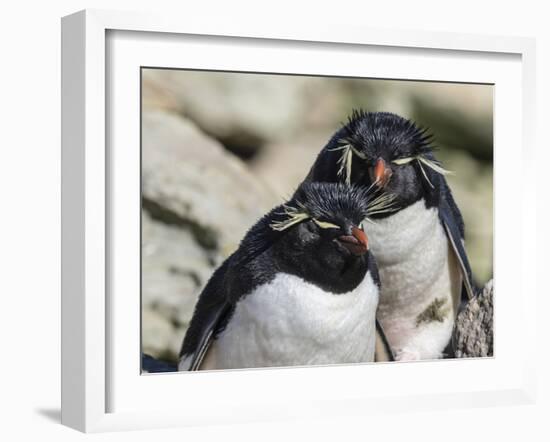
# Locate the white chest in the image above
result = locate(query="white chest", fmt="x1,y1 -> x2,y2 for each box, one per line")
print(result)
202,272 -> 379,370
367,200 -> 443,267
366,200 -> 461,357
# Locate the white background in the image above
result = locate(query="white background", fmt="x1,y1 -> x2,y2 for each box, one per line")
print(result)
0,1 -> 548,441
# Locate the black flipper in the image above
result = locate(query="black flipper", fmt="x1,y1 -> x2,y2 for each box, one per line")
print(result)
187,303 -> 232,371
438,180 -> 476,301
178,260 -> 234,371
375,319 -> 395,362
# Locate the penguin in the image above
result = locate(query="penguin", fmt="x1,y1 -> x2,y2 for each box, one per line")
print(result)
302,110 -> 476,361
178,182 -> 394,371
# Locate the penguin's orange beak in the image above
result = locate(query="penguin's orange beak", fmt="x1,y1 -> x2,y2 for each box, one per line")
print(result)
370,158 -> 393,188
337,226 -> 368,256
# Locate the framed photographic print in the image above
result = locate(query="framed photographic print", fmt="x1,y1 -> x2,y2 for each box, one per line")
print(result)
61,9 -> 537,432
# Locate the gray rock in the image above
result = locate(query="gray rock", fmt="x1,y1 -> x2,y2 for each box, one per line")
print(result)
249,134 -> 331,198
142,70 -> 328,158
452,279 -> 494,358
141,307 -> 177,359
142,109 -> 278,256
142,211 -> 215,328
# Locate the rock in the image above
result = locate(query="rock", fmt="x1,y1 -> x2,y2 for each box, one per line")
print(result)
142,69 -> 493,161
142,211 -> 215,329
142,109 -> 278,256
141,307 -> 177,360
249,134 -> 331,198
142,70 -> 330,158
141,73 -> 180,114
452,279 -> 494,358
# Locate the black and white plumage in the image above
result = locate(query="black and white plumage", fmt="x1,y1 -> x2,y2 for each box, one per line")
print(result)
303,111 -> 476,361
178,182 -> 389,370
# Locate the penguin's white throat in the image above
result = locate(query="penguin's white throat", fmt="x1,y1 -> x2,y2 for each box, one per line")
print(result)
366,199 -> 438,265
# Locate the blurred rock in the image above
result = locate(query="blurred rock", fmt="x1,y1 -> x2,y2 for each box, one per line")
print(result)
249,134 -> 330,198
142,109 -> 278,255
142,211 -> 214,326
141,307 -> 177,359
142,70 -> 332,159
142,73 -> 180,113
143,69 -> 493,162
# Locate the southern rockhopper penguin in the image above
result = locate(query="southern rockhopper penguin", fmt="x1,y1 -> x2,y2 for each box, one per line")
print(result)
178,182 -> 394,370
303,110 -> 477,361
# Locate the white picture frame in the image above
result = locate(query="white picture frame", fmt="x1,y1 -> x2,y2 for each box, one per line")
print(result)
61,9 -> 537,433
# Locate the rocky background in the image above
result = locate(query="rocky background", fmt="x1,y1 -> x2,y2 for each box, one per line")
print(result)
141,69 -> 494,362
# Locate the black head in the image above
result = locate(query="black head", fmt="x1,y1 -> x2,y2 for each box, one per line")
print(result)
312,111 -> 448,212
264,182 -> 381,293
